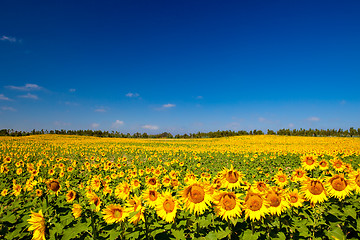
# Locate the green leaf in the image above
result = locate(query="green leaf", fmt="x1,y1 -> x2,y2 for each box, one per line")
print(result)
242,229 -> 261,240
109,229 -> 120,240
343,206 -> 357,219
205,231 -> 217,240
171,229 -> 186,240
2,214 -> 17,224
214,228 -> 231,239
326,226 -> 345,240
62,222 -> 89,240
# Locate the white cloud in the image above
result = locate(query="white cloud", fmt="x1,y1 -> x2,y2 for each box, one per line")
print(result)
91,123 -> 100,128
1,106 -> 16,111
95,108 -> 106,113
307,116 -> 320,122
162,103 -> 176,108
289,123 -> 295,128
1,35 -> 17,43
142,124 -> 159,130
112,120 -> 124,128
0,94 -> 11,101
19,93 -> 38,100
69,88 -> 76,92
258,117 -> 266,123
126,92 -> 140,98
7,83 -> 43,91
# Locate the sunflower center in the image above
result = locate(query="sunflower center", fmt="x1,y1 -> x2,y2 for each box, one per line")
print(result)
163,199 -> 175,213
296,171 -> 304,178
331,177 -> 346,191
113,209 -> 122,218
306,157 -> 314,165
355,175 -> 360,187
149,190 -> 157,201
334,162 -> 342,168
308,181 -> 324,195
320,161 -> 327,167
267,193 -> 281,207
49,181 -> 60,192
257,182 -> 267,192
278,176 -> 286,182
149,178 -> 156,185
189,185 -> 205,203
171,179 -> 179,187
226,171 -> 239,183
246,195 -> 263,211
290,195 -> 298,203
221,194 -> 236,211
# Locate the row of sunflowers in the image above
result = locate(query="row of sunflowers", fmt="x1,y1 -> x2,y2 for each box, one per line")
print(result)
1,135 -> 360,239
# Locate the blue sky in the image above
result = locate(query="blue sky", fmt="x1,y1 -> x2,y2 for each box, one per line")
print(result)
1,0 -> 359,134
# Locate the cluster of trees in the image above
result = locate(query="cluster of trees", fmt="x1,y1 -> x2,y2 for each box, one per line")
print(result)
1,128 -> 360,138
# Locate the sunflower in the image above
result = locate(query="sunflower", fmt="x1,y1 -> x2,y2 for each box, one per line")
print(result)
301,155 -> 318,171
179,181 -> 212,215
126,195 -> 145,224
252,181 -> 268,193
331,159 -> 346,172
142,189 -> 160,208
349,169 -> 360,194
1,189 -> 8,196
325,173 -> 352,200
102,204 -> 128,224
265,187 -> 289,216
90,176 -> 101,192
301,178 -> 327,205
213,191 -> 242,221
243,190 -> 268,221
72,204 -> 82,219
114,182 -> 131,200
171,178 -> 180,189
66,190 -> 76,202
221,165 -> 244,190
318,160 -> 329,171
87,191 -> 101,212
287,189 -> 305,208
36,189 -> 43,197
146,176 -> 161,189
27,210 -> 46,240
131,179 -> 141,190
46,179 -> 61,195
291,168 -> 307,182
273,171 -> 288,188
13,184 -> 22,197
156,191 -> 180,223
162,175 -> 171,187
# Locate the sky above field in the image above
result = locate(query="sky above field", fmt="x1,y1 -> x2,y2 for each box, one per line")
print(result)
1,0 -> 360,134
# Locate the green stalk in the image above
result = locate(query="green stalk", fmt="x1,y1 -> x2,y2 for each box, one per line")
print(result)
144,210 -> 150,240
89,210 -> 97,239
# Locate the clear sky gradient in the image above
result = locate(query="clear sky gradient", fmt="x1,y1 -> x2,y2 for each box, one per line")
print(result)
1,0 -> 359,134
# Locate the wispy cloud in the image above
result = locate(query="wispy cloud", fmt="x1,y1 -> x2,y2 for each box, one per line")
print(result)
7,83 -> 43,91
19,93 -> 38,100
112,120 -> 124,128
162,103 -> 176,108
1,106 -> 16,111
258,117 -> 266,123
126,92 -> 140,98
1,35 -> 18,43
95,108 -> 106,113
91,123 -> 100,128
307,116 -> 320,122
69,88 -> 76,92
0,94 -> 11,101
142,124 -> 159,130
289,123 -> 295,128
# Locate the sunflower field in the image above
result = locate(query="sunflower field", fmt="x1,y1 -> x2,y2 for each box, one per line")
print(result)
1,135 -> 360,240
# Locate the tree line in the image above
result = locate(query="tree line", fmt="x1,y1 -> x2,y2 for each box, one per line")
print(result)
0,128 -> 360,138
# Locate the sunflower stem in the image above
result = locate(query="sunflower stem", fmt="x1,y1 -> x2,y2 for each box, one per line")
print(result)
89,210 -> 97,239
144,210 -> 150,240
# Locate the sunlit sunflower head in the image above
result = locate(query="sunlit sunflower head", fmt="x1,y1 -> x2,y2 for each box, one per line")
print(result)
273,171 -> 288,188
301,178 -> 327,205
131,179 -> 141,190
265,187 -> 289,216
162,175 -> 171,187
66,190 -> 76,203
291,168 -> 307,182
146,176 -> 161,189
243,190 -> 268,221
114,182 -> 131,200
156,190 -> 180,223
125,195 -> 145,225
212,177 -> 223,190
46,179 -> 61,195
27,210 -> 46,240
331,159 -> 346,172
349,169 -> 360,194
287,189 -> 305,208
142,189 -> 160,208
90,176 -> 101,192
1,189 -> 8,196
213,191 -> 242,221
72,204 -> 82,219
86,191 -> 101,212
252,181 -> 268,193
221,165 -> 244,190
325,173 -> 352,200
171,178 -> 180,189
318,160 -> 329,171
102,204 -> 128,224
180,181 -> 212,215
13,184 -> 22,197
301,155 -> 318,171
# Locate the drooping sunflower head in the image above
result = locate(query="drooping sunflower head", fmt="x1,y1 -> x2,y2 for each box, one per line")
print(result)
326,173 -> 352,200
213,191 -> 242,220
125,195 -> 145,225
301,178 -> 327,205
72,204 -> 82,219
221,165 -> 243,190
66,190 -> 76,203
87,191 -> 101,211
349,169 -> 360,194
27,210 -> 46,240
243,190 -> 268,221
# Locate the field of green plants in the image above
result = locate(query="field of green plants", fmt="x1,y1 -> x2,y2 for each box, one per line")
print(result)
1,134 -> 360,240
